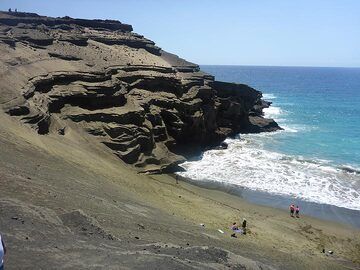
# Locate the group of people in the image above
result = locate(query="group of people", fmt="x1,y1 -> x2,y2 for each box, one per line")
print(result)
289,204 -> 300,218
0,234 -> 6,270
230,218 -> 247,237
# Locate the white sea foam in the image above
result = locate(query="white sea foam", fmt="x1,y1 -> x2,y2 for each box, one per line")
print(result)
281,125 -> 299,133
178,136 -> 360,211
263,106 -> 283,119
263,106 -> 301,133
263,93 -> 277,100
263,101 -> 312,133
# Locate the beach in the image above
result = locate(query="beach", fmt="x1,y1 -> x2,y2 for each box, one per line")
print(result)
177,176 -> 360,228
0,113 -> 359,269
0,11 -> 359,270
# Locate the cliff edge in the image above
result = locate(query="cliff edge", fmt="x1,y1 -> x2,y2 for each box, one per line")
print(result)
0,11 -> 280,173
0,12 -> 359,270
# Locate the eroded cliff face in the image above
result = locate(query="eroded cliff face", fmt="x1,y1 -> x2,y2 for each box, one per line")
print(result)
0,12 -> 280,173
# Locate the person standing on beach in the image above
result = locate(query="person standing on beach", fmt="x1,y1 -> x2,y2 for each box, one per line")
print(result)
289,204 -> 295,217
0,233 -> 6,270
295,205 -> 300,218
242,219 -> 247,229
242,219 -> 247,234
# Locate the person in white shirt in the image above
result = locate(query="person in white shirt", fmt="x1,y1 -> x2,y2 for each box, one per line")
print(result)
0,234 -> 6,270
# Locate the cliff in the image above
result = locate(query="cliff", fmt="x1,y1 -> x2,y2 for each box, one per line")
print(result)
0,11 -> 280,173
0,12 -> 358,270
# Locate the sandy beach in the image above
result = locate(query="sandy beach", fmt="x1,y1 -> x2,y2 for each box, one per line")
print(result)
178,176 -> 360,228
0,113 -> 359,269
0,10 -> 359,270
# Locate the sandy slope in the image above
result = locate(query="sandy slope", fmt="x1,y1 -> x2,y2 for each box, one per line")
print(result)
0,110 -> 359,270
0,11 -> 358,270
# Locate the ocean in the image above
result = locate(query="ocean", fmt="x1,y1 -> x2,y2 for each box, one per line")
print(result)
178,66 -> 360,212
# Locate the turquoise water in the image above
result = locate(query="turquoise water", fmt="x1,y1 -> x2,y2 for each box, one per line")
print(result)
204,66 -> 360,166
179,66 -> 360,210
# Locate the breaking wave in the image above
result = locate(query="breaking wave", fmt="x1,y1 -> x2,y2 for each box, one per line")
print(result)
178,95 -> 360,211
178,136 -> 360,210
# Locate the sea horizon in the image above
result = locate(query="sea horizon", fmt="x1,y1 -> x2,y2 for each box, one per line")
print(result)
200,64 -> 360,69
1,3 -> 360,269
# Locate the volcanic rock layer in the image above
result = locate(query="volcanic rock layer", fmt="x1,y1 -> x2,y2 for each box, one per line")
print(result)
0,12 -> 280,173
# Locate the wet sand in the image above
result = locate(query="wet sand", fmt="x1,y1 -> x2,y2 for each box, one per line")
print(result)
177,176 -> 360,228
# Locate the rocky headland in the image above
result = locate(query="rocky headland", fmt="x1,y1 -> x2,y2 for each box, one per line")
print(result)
0,11 -> 280,173
1,12 -> 358,270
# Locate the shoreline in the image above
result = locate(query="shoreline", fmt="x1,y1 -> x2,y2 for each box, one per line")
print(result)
1,110 -> 359,269
0,11 -> 359,268
175,175 -> 360,229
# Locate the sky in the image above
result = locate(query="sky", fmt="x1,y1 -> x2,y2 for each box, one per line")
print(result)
0,0 -> 359,67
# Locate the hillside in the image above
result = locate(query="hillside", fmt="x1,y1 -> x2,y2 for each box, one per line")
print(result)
0,12 -> 359,270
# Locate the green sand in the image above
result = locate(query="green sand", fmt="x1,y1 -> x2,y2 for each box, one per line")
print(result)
0,113 -> 359,269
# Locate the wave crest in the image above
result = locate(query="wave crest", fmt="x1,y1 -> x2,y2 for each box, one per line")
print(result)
178,137 -> 360,211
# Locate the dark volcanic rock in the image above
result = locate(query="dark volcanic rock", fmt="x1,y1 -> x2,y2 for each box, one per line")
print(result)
0,11 -> 281,173
0,12 -> 133,31
248,116 -> 281,132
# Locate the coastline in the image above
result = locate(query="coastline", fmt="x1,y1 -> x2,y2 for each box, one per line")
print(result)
1,110 -> 359,269
148,173 -> 360,268
174,175 -> 360,229
0,11 -> 359,269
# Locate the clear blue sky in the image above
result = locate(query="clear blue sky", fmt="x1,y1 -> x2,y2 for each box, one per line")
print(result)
1,0 -> 359,67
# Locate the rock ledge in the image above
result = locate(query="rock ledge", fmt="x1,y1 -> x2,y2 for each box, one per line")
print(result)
0,11 -> 281,173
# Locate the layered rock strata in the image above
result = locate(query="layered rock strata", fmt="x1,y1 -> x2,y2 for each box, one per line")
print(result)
0,12 -> 280,173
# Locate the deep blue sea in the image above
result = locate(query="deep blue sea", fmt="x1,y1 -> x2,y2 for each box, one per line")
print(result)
179,66 -> 360,211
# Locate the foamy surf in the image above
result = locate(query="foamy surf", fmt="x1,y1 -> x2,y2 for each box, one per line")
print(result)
263,106 -> 283,119
262,95 -> 309,133
262,93 -> 277,100
178,135 -> 360,211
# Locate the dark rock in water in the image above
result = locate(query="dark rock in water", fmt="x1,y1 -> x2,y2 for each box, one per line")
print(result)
220,142 -> 228,149
0,11 -> 281,173
252,100 -> 272,116
247,116 -> 282,133
213,142 -> 228,150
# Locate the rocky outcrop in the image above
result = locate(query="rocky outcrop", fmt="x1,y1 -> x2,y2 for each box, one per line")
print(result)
0,11 -> 281,173
0,12 -> 133,31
